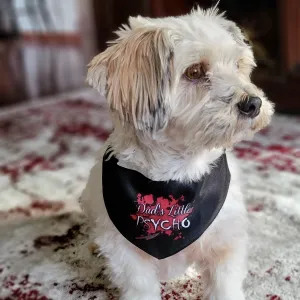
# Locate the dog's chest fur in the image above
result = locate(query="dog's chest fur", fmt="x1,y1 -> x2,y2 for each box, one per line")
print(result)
80,143 -> 247,281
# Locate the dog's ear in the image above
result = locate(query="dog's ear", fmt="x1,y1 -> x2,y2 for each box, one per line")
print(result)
87,26 -> 173,131
191,7 -> 252,48
222,20 -> 252,48
222,20 -> 257,74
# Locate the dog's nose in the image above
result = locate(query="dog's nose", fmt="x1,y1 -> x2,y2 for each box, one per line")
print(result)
238,96 -> 262,118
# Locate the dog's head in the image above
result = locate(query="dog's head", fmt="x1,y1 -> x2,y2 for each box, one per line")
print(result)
87,7 -> 274,150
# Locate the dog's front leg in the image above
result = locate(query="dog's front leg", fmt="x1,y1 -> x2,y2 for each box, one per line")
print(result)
115,257 -> 161,300
101,241 -> 161,300
201,242 -> 247,300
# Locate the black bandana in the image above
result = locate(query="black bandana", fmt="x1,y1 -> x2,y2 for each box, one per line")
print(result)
102,150 -> 231,259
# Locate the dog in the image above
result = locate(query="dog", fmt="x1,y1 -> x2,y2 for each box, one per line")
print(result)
80,6 -> 274,300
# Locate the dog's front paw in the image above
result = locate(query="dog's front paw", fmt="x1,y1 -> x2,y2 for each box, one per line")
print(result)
120,290 -> 161,300
207,289 -> 245,300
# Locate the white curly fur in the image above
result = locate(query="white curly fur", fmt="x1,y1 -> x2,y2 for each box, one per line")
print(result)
81,6 -> 274,300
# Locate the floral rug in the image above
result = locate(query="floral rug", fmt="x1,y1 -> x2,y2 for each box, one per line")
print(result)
0,89 -> 300,300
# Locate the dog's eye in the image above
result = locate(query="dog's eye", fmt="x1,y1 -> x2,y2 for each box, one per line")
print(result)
184,63 -> 205,81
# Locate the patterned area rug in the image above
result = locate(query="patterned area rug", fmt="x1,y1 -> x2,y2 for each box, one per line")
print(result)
0,89 -> 300,300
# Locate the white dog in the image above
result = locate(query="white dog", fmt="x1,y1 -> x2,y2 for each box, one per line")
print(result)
81,6 -> 274,300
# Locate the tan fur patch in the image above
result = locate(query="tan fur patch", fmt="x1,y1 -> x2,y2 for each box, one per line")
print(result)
88,242 -> 99,255
213,246 -> 233,263
87,28 -> 173,130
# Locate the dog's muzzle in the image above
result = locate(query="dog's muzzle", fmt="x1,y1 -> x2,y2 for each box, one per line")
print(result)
237,96 -> 262,119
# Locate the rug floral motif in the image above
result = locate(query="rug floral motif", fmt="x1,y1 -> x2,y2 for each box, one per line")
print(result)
0,90 -> 300,300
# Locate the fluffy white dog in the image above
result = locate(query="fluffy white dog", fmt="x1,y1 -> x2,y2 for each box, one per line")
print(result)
81,6 -> 274,300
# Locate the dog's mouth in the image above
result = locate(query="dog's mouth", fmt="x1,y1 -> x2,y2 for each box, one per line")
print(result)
237,109 -> 272,135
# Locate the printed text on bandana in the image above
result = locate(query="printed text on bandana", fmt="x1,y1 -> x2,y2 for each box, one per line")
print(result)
131,194 -> 194,240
